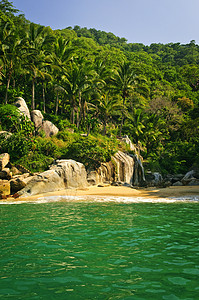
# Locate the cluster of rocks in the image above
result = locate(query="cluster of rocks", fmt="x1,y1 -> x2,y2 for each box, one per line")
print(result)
87,151 -> 146,188
15,97 -> 59,137
0,149 -> 147,199
145,170 -> 199,187
0,153 -> 35,199
0,153 -> 88,199
1,149 -> 199,199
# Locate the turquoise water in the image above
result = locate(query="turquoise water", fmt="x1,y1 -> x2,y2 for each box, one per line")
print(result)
0,197 -> 199,299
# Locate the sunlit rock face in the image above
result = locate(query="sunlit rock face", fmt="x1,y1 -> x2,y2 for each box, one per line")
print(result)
14,97 -> 31,119
87,151 -> 146,187
16,160 -> 88,197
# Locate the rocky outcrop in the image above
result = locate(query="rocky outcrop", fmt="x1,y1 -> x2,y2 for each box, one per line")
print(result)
14,97 -> 31,119
87,151 -> 146,187
16,160 -> 88,197
87,162 -> 115,186
132,154 -> 146,186
113,151 -> 135,184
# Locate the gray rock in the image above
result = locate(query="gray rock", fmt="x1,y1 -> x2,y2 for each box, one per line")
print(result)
172,181 -> 183,186
188,179 -> 199,186
41,120 -> 59,137
123,182 -> 133,188
16,160 -> 88,197
31,110 -> 44,129
0,153 -> 10,171
182,170 -> 196,185
14,97 -> 31,119
146,171 -> 162,186
10,176 -> 33,194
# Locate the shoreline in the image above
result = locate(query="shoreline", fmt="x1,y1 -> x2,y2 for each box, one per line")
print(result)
2,185 -> 199,203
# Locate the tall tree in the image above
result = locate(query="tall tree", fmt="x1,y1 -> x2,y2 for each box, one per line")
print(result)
111,61 -> 140,135
96,92 -> 122,135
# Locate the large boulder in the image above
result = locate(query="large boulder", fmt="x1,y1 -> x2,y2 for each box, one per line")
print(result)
0,153 -> 10,171
10,175 -> 34,194
145,171 -> 163,186
14,97 -> 31,119
41,120 -> 59,137
31,110 -> 59,137
31,110 -> 44,129
16,160 -> 88,197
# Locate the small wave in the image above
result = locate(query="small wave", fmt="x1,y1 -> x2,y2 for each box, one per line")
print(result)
1,195 -> 199,205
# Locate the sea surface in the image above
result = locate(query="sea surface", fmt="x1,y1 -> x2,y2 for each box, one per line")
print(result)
0,195 -> 199,299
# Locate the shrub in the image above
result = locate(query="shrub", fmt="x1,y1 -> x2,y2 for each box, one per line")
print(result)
62,135 -> 119,169
0,104 -> 21,132
36,137 -> 61,158
0,133 -> 36,161
16,153 -> 54,173
0,104 -> 34,135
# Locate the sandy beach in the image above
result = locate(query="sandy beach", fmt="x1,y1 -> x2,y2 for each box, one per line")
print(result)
3,185 -> 199,203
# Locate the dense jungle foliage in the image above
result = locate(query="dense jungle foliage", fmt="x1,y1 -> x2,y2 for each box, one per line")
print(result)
0,0 -> 199,174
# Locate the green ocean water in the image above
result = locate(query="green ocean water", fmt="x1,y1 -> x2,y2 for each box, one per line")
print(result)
0,199 -> 199,299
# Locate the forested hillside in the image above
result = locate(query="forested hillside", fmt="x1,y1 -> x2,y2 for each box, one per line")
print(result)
0,0 -> 199,175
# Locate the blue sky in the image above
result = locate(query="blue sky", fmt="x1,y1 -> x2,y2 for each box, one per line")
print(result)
12,0 -> 199,45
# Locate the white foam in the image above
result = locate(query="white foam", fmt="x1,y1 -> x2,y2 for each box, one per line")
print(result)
1,195 -> 199,205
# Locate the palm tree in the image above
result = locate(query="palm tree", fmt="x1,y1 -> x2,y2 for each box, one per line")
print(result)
50,36 -> 75,113
0,21 -> 22,103
96,92 -> 123,135
22,23 -> 54,110
111,61 -> 139,135
124,108 -> 145,144
64,58 -> 95,127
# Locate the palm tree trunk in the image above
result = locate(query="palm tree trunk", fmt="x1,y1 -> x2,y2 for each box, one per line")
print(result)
119,96 -> 126,136
5,77 -> 11,104
43,82 -> 46,113
77,92 -> 82,128
55,91 -> 59,115
32,77 -> 35,110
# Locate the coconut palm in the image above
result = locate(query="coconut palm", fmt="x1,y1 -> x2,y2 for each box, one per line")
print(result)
111,61 -> 146,135
22,23 -> 54,110
96,92 -> 123,135
0,21 -> 22,103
